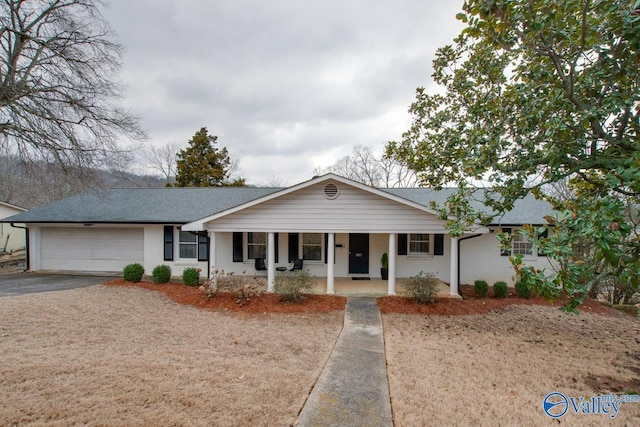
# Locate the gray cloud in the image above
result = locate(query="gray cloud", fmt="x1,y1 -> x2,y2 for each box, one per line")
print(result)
104,0 -> 465,185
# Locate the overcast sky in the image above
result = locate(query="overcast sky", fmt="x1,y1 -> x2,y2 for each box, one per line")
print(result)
103,1 -> 465,186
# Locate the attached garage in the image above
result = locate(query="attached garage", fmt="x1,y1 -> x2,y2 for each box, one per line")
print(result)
40,227 -> 144,272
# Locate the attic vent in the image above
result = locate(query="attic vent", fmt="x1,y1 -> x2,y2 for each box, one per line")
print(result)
323,182 -> 339,199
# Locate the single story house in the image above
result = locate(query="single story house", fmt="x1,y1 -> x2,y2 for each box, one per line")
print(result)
0,201 -> 26,254
1,174 -> 555,295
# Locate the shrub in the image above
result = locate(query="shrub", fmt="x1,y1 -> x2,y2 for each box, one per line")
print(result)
274,270 -> 317,302
493,281 -> 509,299
474,280 -> 489,298
182,267 -> 200,286
123,263 -> 144,282
403,272 -> 439,304
515,280 -> 532,299
152,265 -> 171,284
217,271 -> 263,305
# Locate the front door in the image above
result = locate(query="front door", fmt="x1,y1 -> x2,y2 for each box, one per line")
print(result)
349,233 -> 369,275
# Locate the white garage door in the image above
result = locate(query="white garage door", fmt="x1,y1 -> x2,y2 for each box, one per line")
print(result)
41,227 -> 144,272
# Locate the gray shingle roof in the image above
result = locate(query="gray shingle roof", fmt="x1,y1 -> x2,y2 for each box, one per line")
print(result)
2,185 -> 555,226
2,187 -> 279,224
382,188 -> 556,225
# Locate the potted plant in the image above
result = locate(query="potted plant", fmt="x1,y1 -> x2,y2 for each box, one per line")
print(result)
380,252 -> 389,280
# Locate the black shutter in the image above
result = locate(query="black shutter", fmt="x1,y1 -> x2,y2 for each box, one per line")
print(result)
288,233 -> 299,262
398,234 -> 408,255
163,226 -> 174,261
197,232 -> 208,261
501,227 -> 512,256
232,232 -> 243,262
324,233 -> 328,264
538,227 -> 548,257
434,234 -> 444,256
274,233 -> 279,263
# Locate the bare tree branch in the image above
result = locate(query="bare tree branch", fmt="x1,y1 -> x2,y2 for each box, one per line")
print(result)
0,0 -> 145,170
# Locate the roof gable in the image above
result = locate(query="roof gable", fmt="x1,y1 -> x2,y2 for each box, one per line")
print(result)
182,174 -> 451,232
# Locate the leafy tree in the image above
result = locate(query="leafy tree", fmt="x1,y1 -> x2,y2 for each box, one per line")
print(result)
387,0 -> 640,311
174,128 -> 245,187
0,0 -> 145,168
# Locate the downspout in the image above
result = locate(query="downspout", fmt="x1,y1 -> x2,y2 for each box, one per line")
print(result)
10,223 -> 29,271
457,233 -> 484,299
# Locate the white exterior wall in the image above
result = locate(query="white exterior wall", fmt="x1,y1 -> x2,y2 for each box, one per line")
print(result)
0,204 -> 26,253
26,223 -> 553,286
208,182 -> 450,233
143,225 -> 208,276
459,231 -> 554,285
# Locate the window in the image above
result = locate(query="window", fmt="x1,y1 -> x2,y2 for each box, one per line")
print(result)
247,232 -> 266,259
302,233 -> 322,261
512,232 -> 533,255
179,231 -> 197,259
409,233 -> 430,254
501,227 -> 545,257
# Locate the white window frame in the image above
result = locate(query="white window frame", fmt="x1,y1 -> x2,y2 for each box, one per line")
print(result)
246,232 -> 267,260
300,233 -> 323,262
512,232 -> 534,256
408,233 -> 431,255
178,230 -> 198,259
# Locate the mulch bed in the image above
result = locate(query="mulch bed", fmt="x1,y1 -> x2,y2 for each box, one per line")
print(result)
103,280 -> 621,317
377,284 -> 620,316
102,279 -> 346,314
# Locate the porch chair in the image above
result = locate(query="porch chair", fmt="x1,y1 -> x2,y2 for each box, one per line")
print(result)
255,257 -> 267,275
290,258 -> 303,271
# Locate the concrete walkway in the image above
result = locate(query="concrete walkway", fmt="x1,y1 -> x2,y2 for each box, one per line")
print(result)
296,297 -> 393,427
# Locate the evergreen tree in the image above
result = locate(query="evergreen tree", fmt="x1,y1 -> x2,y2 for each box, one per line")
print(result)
174,128 -> 245,187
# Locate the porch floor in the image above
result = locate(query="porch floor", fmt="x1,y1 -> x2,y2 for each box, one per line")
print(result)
310,277 -> 459,299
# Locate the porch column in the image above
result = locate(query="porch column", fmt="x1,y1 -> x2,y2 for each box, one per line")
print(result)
388,233 -> 396,295
327,232 -> 335,294
209,231 -> 217,289
449,236 -> 459,296
267,232 -> 275,292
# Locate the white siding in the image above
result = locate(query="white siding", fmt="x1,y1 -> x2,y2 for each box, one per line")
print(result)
0,204 -> 26,253
40,227 -> 143,272
143,225 -> 208,276
459,232 -> 554,285
207,181 -> 449,233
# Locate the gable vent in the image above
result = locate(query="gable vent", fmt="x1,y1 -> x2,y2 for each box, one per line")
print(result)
323,182 -> 340,199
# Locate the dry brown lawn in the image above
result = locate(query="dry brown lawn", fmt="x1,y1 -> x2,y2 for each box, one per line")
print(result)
0,285 -> 343,426
384,305 -> 640,426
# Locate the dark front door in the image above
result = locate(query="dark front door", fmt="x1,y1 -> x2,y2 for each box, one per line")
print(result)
349,233 -> 369,274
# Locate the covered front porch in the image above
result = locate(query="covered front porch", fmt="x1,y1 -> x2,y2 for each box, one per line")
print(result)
206,231 -> 464,296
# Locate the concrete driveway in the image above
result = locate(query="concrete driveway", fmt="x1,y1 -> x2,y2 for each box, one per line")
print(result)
0,273 -> 114,297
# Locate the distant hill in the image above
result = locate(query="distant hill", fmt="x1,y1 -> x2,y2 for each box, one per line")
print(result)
0,156 -> 168,209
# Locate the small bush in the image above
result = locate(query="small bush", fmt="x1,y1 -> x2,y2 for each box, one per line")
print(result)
217,271 -> 263,305
182,267 -> 201,286
152,265 -> 171,284
493,281 -> 508,298
274,270 -> 317,302
515,280 -> 532,299
403,272 -> 439,304
201,268 -> 221,299
474,280 -> 489,298
123,263 -> 144,282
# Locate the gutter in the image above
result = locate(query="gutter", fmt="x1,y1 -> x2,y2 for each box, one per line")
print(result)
10,223 -> 29,271
457,233 -> 484,299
